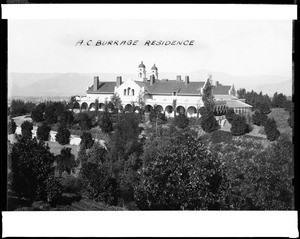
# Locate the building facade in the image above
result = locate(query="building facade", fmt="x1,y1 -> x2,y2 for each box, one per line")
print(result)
77,62 -> 252,117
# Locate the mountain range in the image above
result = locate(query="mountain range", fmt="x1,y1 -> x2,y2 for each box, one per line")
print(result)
8,71 -> 292,98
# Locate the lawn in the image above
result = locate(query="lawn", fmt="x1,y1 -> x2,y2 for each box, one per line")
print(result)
45,141 -> 80,159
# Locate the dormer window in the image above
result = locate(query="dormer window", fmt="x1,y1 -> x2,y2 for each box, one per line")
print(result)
172,92 -> 177,96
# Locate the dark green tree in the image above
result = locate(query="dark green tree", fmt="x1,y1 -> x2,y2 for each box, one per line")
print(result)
252,111 -> 268,126
56,147 -> 76,175
36,122 -> 51,141
8,118 -> 17,134
60,110 -> 74,125
80,131 -> 94,149
98,111 -> 114,133
230,115 -> 250,136
75,112 -> 92,130
10,136 -> 61,203
265,118 -> 280,141
225,108 -> 237,124
173,113 -> 189,129
200,111 -> 219,133
134,131 -> 225,210
21,121 -> 33,139
55,124 -> 70,145
31,103 -> 46,122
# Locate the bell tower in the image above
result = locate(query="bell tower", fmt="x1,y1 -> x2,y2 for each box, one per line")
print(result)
150,63 -> 158,80
138,61 -> 147,81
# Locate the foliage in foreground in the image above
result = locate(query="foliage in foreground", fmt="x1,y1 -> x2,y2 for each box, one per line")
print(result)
134,131 -> 225,210
10,136 -> 62,203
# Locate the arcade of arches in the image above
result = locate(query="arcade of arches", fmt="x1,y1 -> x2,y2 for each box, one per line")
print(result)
76,101 -> 228,117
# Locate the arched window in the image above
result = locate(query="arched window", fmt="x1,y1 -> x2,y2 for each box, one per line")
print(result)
139,73 -> 142,77
132,89 -> 135,96
124,89 -> 126,95
128,87 -> 131,95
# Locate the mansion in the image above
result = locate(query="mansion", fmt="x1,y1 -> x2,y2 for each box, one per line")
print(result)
77,62 -> 252,117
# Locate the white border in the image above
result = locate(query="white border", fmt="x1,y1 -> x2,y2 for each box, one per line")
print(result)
1,4 -> 297,20
2,211 -> 299,237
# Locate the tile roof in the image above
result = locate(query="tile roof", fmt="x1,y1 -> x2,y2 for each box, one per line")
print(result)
136,80 -> 205,95
87,82 -> 116,93
226,100 -> 253,108
212,85 -> 231,95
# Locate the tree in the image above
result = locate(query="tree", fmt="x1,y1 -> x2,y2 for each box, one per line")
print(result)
8,118 -> 17,134
31,103 -> 46,122
225,108 -> 237,124
237,88 -> 246,99
202,78 -> 215,112
265,118 -> 280,141
200,111 -> 219,133
288,115 -> 294,129
173,113 -> 189,129
149,106 -> 167,127
80,161 -> 120,206
80,131 -> 94,149
10,136 -> 61,203
75,112 -> 92,130
98,111 -> 113,133
111,93 -> 122,114
257,102 -> 271,114
94,99 -> 99,111
36,122 -> 51,141
60,110 -> 74,125
107,113 -> 143,162
10,99 -> 33,117
252,111 -> 268,126
44,103 -> 57,124
134,131 -> 225,210
56,147 -> 76,175
21,121 -> 33,139
230,115 -> 250,136
55,124 -> 70,145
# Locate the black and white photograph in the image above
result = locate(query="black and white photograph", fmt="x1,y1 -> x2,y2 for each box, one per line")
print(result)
3,4 -> 298,237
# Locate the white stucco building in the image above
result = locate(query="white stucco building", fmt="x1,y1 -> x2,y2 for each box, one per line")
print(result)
77,62 -> 252,117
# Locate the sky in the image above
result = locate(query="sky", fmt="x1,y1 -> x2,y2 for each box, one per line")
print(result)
8,19 -> 292,77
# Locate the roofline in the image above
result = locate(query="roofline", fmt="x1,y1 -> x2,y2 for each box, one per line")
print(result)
86,91 -> 114,94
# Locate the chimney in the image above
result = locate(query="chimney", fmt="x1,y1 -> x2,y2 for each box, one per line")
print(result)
176,75 -> 181,81
93,76 -> 99,91
185,76 -> 189,85
150,75 -> 155,85
116,76 -> 122,87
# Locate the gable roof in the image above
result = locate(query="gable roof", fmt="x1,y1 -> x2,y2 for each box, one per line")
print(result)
212,85 -> 231,95
226,100 -> 253,108
136,79 -> 205,95
87,82 -> 116,93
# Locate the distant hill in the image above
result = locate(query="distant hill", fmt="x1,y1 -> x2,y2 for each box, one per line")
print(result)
8,72 -> 292,98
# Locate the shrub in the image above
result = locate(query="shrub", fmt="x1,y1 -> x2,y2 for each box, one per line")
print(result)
8,118 -> 17,134
60,174 -> 83,194
21,121 -> 33,139
265,118 -> 280,141
173,113 -> 189,129
36,122 -> 51,141
252,111 -> 268,126
98,111 -> 113,133
287,116 -> 293,129
230,115 -> 250,136
199,106 -> 208,116
55,124 -> 70,145
200,112 -> 219,133
80,131 -> 94,149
